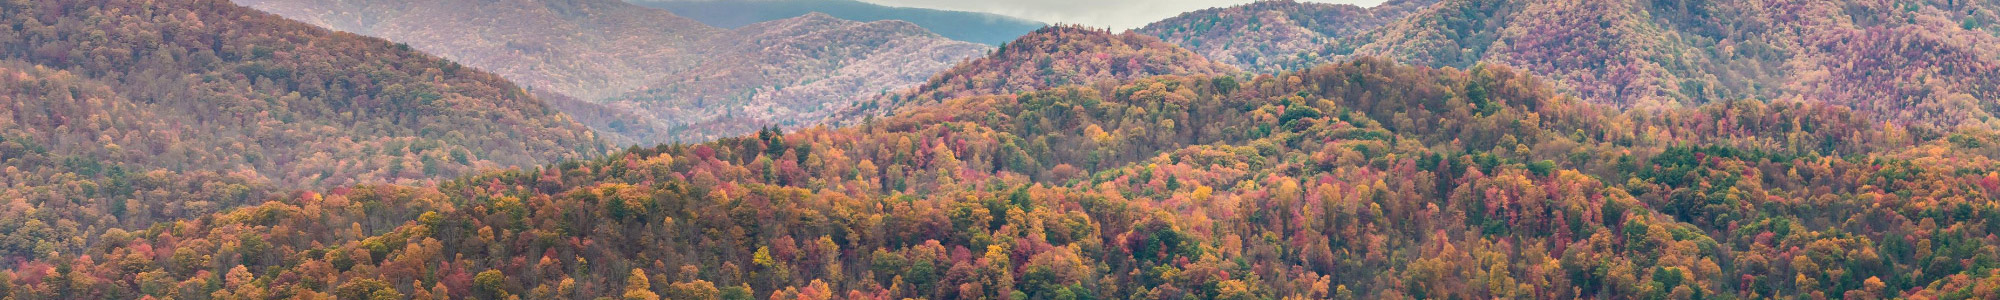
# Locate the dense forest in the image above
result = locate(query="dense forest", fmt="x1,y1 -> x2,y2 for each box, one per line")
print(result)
12,56 -> 2000,299
8,0 -> 2000,299
0,0 -> 607,268
1152,0 -> 2000,130
850,25 -> 1241,120
1138,0 -> 1438,73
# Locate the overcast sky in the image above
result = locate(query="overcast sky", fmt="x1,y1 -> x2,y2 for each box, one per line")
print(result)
856,0 -> 1388,30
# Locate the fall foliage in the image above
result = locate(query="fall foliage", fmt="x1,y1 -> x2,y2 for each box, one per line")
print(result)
841,25 -> 1241,124
1158,0 -> 2000,130
1139,0 -> 1439,73
0,0 -> 606,267
7,0 -> 2000,299
13,57 -> 2000,299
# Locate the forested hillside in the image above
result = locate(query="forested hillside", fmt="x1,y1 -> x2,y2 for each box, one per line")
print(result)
634,0 -> 1045,45
237,0 -> 991,144
9,0 -> 2000,299
858,25 -> 1240,115
0,0 -> 608,266
1362,0 -> 2000,124
1138,0 -> 1438,73
14,56 -> 2000,299
1152,0 -> 2000,130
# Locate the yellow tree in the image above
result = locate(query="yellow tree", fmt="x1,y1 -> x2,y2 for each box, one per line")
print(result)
624,269 -> 659,300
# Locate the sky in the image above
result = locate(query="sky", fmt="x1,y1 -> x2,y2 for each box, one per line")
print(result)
856,0 -> 1388,30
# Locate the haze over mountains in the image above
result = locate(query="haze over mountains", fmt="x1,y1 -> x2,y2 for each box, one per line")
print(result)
632,0 -> 1047,45
13,0 -> 2000,299
238,0 -> 991,143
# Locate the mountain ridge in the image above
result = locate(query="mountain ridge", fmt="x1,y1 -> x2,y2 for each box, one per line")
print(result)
0,0 -> 607,262
634,0 -> 1046,45
897,25 -> 1238,105
1148,0 -> 2000,130
237,0 -> 993,144
1138,0 -> 1440,73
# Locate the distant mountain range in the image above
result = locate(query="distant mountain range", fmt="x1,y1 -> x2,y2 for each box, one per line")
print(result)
237,0 -> 992,143
1147,0 -> 2000,129
632,0 -> 1046,45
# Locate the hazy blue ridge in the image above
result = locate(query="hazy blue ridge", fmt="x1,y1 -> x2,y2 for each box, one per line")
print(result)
635,0 -> 1045,45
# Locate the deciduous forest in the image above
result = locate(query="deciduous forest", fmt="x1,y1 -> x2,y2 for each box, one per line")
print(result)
0,0 -> 606,272
15,57 -> 2000,299
7,0 -> 2000,299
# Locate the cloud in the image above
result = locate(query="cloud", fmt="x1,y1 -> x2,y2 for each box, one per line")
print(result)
855,0 -> 1387,30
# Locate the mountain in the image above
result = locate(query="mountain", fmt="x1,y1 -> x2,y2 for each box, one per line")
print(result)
1150,0 -> 2000,129
21,53 -> 2000,298
237,0 -> 991,143
833,25 -> 1239,124
1353,0 -> 2000,124
1137,0 -> 1439,73
890,26 -> 1240,106
610,13 -> 993,142
633,0 -> 1046,45
0,0 -> 608,262
238,0 -> 715,101
13,0 -> 2000,299
537,90 -> 671,145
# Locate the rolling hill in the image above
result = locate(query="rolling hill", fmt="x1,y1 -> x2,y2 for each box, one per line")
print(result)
0,0 -> 608,263
1138,0 -> 1439,73
856,25 -> 1241,116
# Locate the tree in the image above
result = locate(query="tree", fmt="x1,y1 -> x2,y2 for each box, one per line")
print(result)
667,280 -> 721,300
625,268 -> 660,300
475,270 -> 510,299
